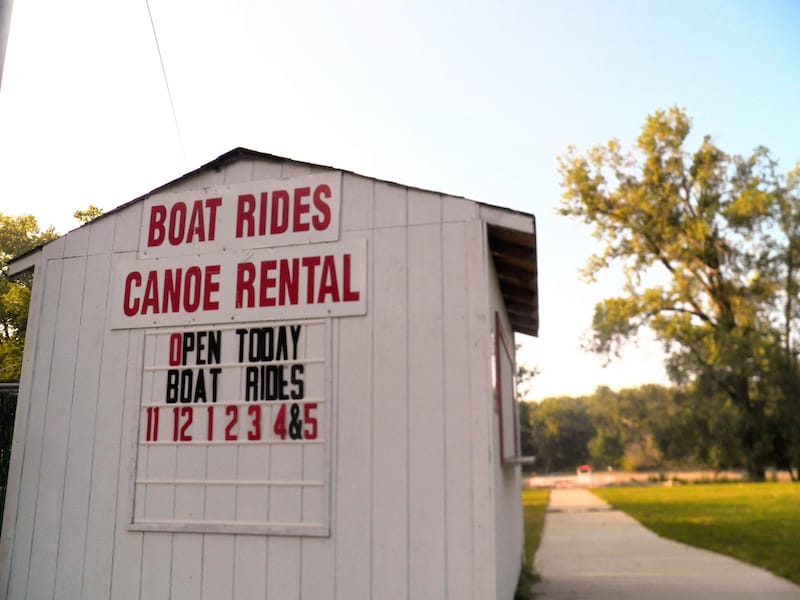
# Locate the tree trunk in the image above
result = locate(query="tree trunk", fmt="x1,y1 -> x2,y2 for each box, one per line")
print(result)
740,415 -> 768,482
743,452 -> 767,482
732,375 -> 768,482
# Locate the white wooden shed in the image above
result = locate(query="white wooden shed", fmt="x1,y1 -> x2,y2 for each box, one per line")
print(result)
1,148 -> 538,600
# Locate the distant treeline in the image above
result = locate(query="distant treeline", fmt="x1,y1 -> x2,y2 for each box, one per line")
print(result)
520,384 -> 799,480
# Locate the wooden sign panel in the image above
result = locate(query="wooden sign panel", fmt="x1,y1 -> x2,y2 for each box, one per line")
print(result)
130,319 -> 330,535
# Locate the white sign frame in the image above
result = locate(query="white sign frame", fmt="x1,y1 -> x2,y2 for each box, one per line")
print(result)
128,319 -> 332,537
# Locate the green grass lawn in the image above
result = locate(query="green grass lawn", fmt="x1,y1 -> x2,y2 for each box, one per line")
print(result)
516,488 -> 550,599
522,488 -> 550,565
594,483 -> 800,585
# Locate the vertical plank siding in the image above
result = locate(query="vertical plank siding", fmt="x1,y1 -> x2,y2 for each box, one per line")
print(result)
407,220 -> 447,599
1,241 -> 61,598
11,243 -> 67,599
370,191 -> 409,600
28,256 -> 86,599
442,221 -> 477,600
489,261 -> 525,600
334,175 -> 374,599
0,158 -> 525,599
82,322 -> 130,598
54,252 -> 112,599
108,205 -> 146,600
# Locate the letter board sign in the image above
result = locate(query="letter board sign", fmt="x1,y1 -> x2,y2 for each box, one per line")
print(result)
119,173 -> 361,536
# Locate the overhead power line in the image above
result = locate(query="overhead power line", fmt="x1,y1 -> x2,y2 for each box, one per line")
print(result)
145,0 -> 186,165
1,0 -> 16,92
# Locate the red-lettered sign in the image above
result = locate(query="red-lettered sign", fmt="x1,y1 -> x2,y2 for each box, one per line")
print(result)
111,239 -> 367,329
124,173 -> 347,537
138,172 -> 342,258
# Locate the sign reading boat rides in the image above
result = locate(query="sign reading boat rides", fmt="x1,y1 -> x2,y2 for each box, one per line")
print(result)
121,173 -> 357,536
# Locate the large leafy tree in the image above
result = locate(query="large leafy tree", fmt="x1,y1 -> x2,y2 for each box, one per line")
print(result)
525,397 -> 595,472
558,107 -> 800,480
588,385 -> 666,471
0,213 -> 58,379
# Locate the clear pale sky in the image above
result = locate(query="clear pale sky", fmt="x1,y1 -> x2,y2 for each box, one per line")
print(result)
1,0 -> 799,400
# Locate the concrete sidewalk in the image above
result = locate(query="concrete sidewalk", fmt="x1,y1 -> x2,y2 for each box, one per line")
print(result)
533,488 -> 800,599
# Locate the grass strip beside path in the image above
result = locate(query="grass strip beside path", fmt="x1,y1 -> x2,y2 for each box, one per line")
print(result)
594,483 -> 800,585
516,489 -> 550,599
522,489 -> 550,565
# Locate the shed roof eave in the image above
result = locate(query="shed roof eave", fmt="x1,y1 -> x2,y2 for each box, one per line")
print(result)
7,246 -> 42,276
486,221 -> 539,337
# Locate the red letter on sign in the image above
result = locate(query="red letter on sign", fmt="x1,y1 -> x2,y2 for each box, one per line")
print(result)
162,268 -> 182,313
318,255 -> 340,303
183,266 -> 202,312
203,264 -> 221,310
187,200 -> 207,242
236,194 -> 256,238
123,271 -> 142,316
271,190 -> 290,234
279,258 -> 299,305
293,186 -> 311,232
147,206 -> 167,247
236,262 -> 256,308
343,254 -> 360,302
141,271 -> 160,314
301,256 -> 321,304
168,333 -> 182,366
259,260 -> 277,307
168,202 -> 187,246
312,184 -> 332,231
206,197 -> 222,241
